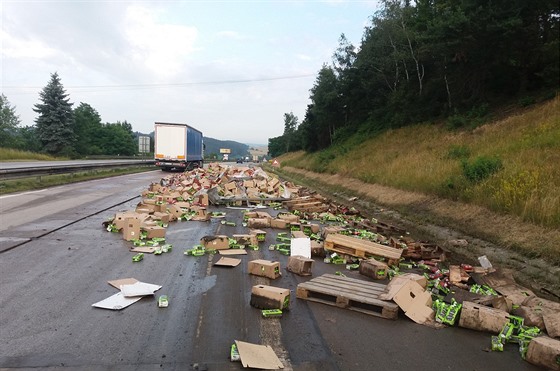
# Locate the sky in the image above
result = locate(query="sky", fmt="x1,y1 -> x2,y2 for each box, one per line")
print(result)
1,0 -> 380,145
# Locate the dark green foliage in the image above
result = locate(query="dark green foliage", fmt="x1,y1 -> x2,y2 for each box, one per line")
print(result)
284,0 -> 558,153
98,121 -> 137,156
446,145 -> 471,160
268,135 -> 286,158
461,156 -> 503,183
33,73 -> 75,156
0,94 -> 21,147
73,103 -> 103,155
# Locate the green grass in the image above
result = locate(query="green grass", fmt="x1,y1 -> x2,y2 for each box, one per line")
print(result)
280,96 -> 560,229
0,148 -> 63,161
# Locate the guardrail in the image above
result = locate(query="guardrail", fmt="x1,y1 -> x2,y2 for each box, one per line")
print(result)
0,160 -> 156,181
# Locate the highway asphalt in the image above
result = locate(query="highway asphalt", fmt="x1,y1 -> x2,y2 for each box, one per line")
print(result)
0,170 -> 541,370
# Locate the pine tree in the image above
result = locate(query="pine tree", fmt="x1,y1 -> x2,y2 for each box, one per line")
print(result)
0,94 -> 21,147
33,72 -> 75,155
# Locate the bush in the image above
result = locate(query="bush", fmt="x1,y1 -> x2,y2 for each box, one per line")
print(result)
446,114 -> 468,129
461,156 -> 503,183
446,145 -> 471,160
518,96 -> 536,107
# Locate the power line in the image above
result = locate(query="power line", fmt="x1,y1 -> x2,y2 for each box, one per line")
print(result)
2,73 -> 317,93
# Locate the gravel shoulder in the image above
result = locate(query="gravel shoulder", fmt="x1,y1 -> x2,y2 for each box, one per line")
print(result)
273,166 -> 560,302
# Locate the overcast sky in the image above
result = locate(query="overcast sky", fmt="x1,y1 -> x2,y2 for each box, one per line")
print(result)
1,0 -> 379,145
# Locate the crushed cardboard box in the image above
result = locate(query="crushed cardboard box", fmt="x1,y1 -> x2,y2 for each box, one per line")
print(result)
234,340 -> 284,369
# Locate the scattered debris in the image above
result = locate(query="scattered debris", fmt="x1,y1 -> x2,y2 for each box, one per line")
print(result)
234,340 -> 284,369
97,163 -> 558,369
214,257 -> 242,267
297,274 -> 398,320
250,285 -> 290,310
93,279 -> 161,311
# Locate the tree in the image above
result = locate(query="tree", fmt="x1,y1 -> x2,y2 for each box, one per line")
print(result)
307,65 -> 342,149
0,94 -> 21,148
283,112 -> 299,153
99,121 -> 137,156
73,103 -> 103,156
33,72 -> 75,156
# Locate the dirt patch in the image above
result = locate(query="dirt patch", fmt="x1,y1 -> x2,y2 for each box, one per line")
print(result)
275,166 -> 560,301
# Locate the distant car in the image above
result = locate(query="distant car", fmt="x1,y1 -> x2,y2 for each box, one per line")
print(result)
236,158 -> 243,163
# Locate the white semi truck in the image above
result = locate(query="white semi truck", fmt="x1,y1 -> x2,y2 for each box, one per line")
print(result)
154,122 -> 204,171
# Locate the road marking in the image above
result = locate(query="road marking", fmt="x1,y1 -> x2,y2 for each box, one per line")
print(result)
255,276 -> 293,370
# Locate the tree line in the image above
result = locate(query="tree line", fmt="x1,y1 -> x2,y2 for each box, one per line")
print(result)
1,73 -> 139,157
269,0 -> 559,157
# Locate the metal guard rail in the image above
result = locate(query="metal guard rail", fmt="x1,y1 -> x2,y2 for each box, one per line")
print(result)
0,160 -> 156,181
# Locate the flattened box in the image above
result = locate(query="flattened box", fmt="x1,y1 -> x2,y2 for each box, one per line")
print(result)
250,285 -> 290,310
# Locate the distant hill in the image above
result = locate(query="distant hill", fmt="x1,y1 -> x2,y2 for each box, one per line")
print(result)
203,137 -> 250,160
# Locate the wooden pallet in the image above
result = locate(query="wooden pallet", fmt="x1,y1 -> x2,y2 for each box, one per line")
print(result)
296,274 -> 398,319
283,198 -> 329,213
324,234 -> 402,264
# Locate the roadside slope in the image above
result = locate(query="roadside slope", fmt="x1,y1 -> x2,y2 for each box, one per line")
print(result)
272,165 -> 560,298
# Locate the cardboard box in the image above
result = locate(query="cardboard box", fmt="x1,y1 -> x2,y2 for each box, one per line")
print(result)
167,204 -> 185,219
123,218 -> 140,241
302,223 -> 320,234
543,312 -> 560,338
250,229 -> 267,242
247,218 -> 270,228
321,226 -> 346,239
243,180 -> 256,188
244,211 -> 258,219
310,240 -> 325,257
194,193 -> 209,206
250,284 -> 290,310
152,212 -> 170,223
393,280 -> 435,325
225,181 -> 237,191
234,340 -> 284,370
248,259 -> 281,279
458,301 -> 511,334
255,211 -> 273,220
287,255 -> 314,276
526,336 -> 560,370
233,234 -> 258,246
113,212 -> 143,230
291,231 -> 307,239
142,226 -> 166,239
201,235 -> 229,250
191,206 -> 211,221
270,218 -> 289,229
277,213 -> 299,223
359,259 -> 389,280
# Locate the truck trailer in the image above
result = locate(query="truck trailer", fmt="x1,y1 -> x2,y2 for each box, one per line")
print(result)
154,122 -> 204,171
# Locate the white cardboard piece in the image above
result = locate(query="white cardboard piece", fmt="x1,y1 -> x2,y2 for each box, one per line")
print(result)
235,340 -> 284,369
290,237 -> 311,258
107,278 -> 138,290
92,292 -> 142,310
120,282 -> 162,297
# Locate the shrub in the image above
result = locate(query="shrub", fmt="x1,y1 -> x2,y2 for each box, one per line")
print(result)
518,96 -> 536,107
461,156 -> 503,183
446,145 -> 471,160
446,114 -> 468,129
